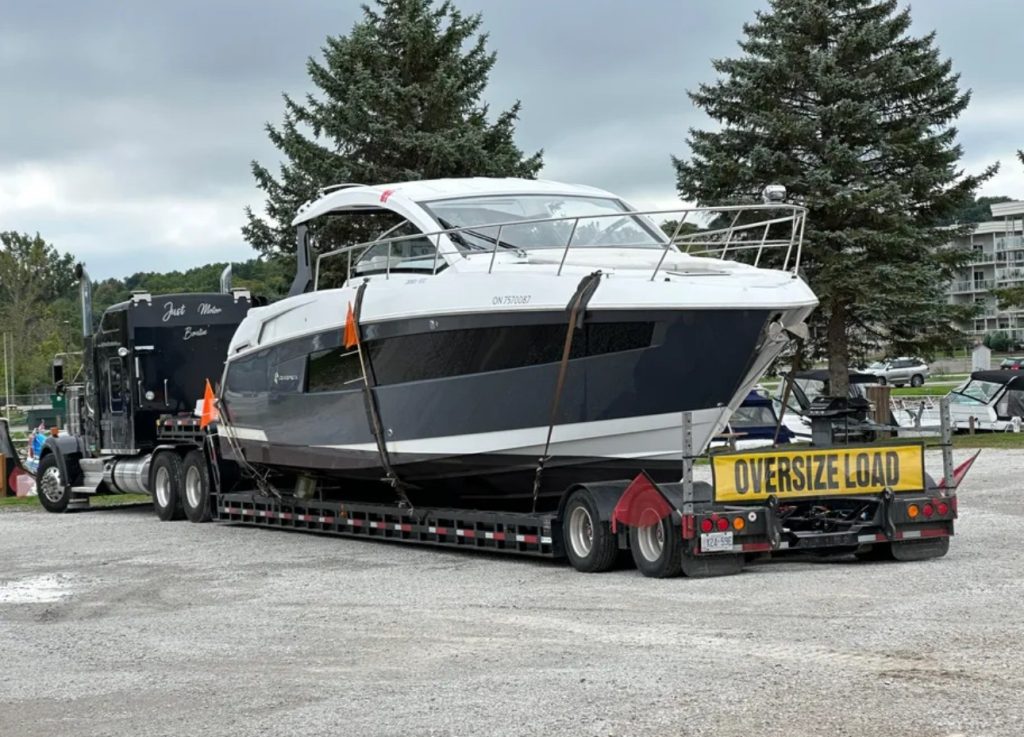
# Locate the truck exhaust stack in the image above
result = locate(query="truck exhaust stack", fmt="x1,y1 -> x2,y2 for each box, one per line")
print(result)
75,263 -> 93,338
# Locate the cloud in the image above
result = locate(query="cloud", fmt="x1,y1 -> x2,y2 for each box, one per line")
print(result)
2,0 -> 1023,279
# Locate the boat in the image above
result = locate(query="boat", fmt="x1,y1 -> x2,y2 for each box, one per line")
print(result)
218,178 -> 818,510
773,369 -> 882,442
947,370 -> 1024,431
711,389 -> 794,450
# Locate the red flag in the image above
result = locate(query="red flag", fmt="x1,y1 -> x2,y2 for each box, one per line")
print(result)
344,302 -> 359,349
611,472 -> 674,533
199,379 -> 217,429
937,450 -> 981,490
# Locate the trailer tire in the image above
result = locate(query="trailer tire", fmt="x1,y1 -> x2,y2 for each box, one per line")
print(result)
37,453 -> 78,514
563,490 -> 618,573
181,450 -> 212,523
151,452 -> 185,522
628,512 -> 683,578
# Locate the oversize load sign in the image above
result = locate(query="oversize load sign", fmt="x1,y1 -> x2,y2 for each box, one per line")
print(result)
712,445 -> 926,502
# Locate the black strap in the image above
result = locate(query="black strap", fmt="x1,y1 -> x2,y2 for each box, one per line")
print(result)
773,339 -> 803,445
351,281 -> 412,506
531,271 -> 603,511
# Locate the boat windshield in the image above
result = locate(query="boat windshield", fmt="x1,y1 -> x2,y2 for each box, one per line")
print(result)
949,379 -> 1003,405
420,195 -> 666,252
730,403 -> 777,427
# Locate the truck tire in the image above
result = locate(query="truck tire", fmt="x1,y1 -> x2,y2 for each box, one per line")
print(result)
910,374 -> 924,387
151,452 -> 185,521
562,490 -> 618,573
37,453 -> 78,513
181,450 -> 212,523
629,511 -> 683,578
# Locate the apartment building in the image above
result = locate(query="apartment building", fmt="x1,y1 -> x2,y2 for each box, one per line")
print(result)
947,200 -> 1024,345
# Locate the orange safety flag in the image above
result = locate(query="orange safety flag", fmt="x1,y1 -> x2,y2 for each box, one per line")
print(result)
344,301 -> 359,349
199,378 -> 218,429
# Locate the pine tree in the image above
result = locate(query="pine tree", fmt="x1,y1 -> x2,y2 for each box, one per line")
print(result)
674,0 -> 995,394
244,0 -> 543,257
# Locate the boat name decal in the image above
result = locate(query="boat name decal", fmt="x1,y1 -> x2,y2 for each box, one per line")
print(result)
162,302 -> 187,321
491,295 -> 532,306
274,371 -> 299,385
183,327 -> 208,341
198,303 -> 222,315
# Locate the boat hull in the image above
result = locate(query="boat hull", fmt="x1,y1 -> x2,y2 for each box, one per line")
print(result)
220,304 -> 808,509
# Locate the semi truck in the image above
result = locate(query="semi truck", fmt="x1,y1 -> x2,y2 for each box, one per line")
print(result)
16,267 -> 968,578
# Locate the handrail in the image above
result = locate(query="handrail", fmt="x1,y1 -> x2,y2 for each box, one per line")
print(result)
311,202 -> 807,289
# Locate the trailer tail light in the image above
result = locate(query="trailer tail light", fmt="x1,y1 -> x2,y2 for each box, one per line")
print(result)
907,504 -> 919,519
700,518 -> 714,533
732,516 -> 745,531
937,501 -> 949,516
923,504 -> 934,518
716,517 -> 729,532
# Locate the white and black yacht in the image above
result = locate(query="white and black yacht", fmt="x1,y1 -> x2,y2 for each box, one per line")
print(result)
219,178 -> 817,509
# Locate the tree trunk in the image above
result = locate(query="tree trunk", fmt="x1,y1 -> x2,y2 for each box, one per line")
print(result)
827,298 -> 850,398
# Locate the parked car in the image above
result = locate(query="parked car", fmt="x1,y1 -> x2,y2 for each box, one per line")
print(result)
867,357 -> 930,387
1000,356 -> 1024,370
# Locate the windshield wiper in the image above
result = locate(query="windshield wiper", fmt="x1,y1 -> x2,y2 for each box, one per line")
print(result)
438,217 -> 520,251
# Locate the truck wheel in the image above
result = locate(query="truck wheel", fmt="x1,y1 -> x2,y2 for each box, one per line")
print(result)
181,450 -> 212,523
562,490 -> 618,573
629,510 -> 683,578
910,374 -> 924,387
151,452 -> 185,521
37,454 -> 72,513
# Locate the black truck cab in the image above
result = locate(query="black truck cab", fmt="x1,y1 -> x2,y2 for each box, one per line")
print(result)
89,291 -> 252,454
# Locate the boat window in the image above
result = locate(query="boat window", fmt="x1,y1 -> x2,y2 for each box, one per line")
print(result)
307,348 -> 363,392
353,221 -> 438,276
420,195 -> 665,252
368,321 -> 655,385
997,388 -> 1024,418
225,350 -> 270,394
949,379 -> 1003,405
730,404 -> 777,427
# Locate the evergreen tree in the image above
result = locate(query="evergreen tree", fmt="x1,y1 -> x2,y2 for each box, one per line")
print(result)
244,0 -> 543,257
675,0 -> 995,393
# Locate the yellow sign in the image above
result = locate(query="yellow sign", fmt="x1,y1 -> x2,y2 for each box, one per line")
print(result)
712,444 -> 926,503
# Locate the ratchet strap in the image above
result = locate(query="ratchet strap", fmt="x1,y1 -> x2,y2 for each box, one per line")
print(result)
351,281 -> 413,507
531,271 -> 603,511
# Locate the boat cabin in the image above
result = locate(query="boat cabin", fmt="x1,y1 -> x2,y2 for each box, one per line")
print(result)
948,370 -> 1024,431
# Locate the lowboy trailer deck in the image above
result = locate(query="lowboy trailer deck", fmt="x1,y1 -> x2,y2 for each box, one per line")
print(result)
194,412 -> 965,579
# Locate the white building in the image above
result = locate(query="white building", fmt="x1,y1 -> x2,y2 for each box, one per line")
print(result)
947,200 -> 1024,345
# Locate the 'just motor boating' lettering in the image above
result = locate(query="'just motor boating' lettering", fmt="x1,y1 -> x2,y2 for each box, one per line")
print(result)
198,303 -> 222,315
163,302 -> 187,321
183,326 -> 208,341
711,445 -> 926,502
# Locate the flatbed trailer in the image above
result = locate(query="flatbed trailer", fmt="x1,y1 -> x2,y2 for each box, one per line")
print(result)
197,411 -> 966,579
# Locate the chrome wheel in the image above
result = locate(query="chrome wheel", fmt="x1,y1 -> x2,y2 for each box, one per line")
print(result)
39,465 -> 64,504
568,505 -> 594,558
154,466 -> 171,508
635,510 -> 665,563
185,466 -> 202,509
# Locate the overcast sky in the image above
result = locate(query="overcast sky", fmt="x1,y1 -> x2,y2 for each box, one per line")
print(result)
2,0 -> 1023,279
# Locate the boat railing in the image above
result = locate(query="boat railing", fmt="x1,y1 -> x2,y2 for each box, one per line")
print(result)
312,202 -> 807,289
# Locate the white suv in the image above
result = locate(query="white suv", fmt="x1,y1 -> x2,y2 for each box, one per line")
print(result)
867,357 -> 930,387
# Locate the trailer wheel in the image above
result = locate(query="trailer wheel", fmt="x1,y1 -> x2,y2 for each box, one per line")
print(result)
628,510 -> 683,578
37,454 -> 75,513
151,452 -> 185,521
563,490 -> 618,573
181,450 -> 212,523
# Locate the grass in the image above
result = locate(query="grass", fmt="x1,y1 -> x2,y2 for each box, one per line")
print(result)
949,432 -> 1024,449
891,386 -> 948,397
0,493 -> 150,510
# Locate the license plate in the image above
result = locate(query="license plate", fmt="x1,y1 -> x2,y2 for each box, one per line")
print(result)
700,531 -> 734,553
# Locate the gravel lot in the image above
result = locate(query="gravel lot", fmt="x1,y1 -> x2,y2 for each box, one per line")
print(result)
1,450 -> 1022,737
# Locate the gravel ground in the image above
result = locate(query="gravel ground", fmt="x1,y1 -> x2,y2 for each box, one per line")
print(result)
1,450 -> 1022,737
